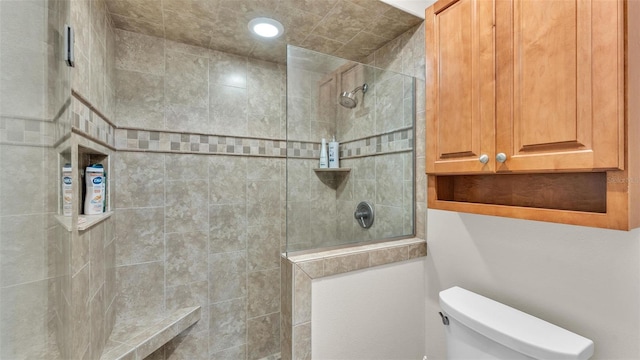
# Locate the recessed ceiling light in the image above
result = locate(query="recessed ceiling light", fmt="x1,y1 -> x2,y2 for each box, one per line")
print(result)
248,17 -> 284,39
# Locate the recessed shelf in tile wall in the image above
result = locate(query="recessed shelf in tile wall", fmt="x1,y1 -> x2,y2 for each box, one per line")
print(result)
55,211 -> 114,232
313,168 -> 351,172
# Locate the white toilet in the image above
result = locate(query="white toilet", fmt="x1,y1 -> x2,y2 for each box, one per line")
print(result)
439,286 -> 594,360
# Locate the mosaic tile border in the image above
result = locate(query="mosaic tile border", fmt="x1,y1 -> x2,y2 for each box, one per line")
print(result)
0,116 -> 54,147
116,128 -> 288,157
286,127 -> 414,160
71,95 -> 116,148
340,127 -> 413,159
116,126 -> 414,160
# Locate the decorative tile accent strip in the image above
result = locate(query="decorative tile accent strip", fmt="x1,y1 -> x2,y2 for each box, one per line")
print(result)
286,140 -> 320,159
339,127 -> 413,159
115,127 -> 413,159
116,128 -> 288,157
284,128 -> 413,160
71,96 -> 116,147
0,116 -> 54,147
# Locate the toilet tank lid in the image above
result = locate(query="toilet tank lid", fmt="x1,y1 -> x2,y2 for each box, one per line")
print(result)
439,287 -> 594,360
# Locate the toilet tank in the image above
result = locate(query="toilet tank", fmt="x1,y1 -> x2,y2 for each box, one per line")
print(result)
439,287 -> 594,360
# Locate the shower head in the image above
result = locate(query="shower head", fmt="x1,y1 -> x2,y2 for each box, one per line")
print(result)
339,83 -> 368,109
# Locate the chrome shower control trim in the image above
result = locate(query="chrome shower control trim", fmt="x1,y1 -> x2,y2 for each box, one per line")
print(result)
354,201 -> 374,229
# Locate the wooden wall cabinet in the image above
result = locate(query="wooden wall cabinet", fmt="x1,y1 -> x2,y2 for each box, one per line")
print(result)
425,0 -> 639,230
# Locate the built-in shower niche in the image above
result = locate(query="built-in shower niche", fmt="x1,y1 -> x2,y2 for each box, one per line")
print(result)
286,45 -> 415,253
55,136 -> 114,232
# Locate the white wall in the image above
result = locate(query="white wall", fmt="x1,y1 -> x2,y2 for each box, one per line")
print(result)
312,258 -> 426,360
425,210 -> 640,360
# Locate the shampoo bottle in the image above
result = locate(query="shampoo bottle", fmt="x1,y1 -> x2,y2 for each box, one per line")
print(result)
62,164 -> 72,216
84,164 -> 105,215
319,138 -> 328,168
328,135 -> 339,168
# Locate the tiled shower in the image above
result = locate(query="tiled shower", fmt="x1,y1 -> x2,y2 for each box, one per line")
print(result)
0,0 -> 427,359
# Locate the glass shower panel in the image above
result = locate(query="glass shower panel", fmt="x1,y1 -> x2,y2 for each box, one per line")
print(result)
0,0 -> 72,358
286,46 -> 415,254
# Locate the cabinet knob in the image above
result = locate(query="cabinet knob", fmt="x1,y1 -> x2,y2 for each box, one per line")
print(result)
479,154 -> 489,164
496,153 -> 507,163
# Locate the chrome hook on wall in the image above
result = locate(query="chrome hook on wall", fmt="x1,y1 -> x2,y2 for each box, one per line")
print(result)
354,201 -> 374,229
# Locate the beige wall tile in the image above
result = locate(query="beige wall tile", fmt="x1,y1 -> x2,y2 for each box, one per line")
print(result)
248,269 -> 280,318
105,238 -> 117,330
296,260 -> 323,279
90,286 -> 105,359
165,104 -> 210,134
209,344 -> 246,360
0,280 -> 48,359
165,180 -> 209,233
73,229 -> 90,277
209,50 -> 247,89
90,28 -> 107,112
72,264 -> 91,359
166,281 -> 209,333
247,59 -> 283,119
114,152 -> 165,209
323,252 -> 370,277
165,327 -> 208,360
292,322 -> 311,360
0,145 -> 46,216
375,153 -> 404,207
209,84 -> 248,136
209,204 -> 247,254
408,241 -> 427,259
247,224 -> 280,272
166,232 -> 208,287
247,312 -> 280,360
0,17 -> 46,120
209,298 -> 247,353
165,50 -> 209,108
89,222 -> 105,298
375,205 -> 404,238
115,261 -> 164,323
0,214 -> 46,286
208,251 -> 247,303
115,69 -> 165,129
292,267 -> 311,325
247,180 -> 280,205
116,207 -> 164,266
370,246 -> 409,267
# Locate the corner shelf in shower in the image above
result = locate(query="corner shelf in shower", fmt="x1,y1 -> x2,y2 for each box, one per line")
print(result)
313,168 -> 351,189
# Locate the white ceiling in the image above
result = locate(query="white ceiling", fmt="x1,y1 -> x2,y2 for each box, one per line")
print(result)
380,0 -> 437,18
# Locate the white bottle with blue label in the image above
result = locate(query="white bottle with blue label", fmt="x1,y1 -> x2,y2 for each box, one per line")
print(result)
62,164 -> 73,216
319,138 -> 328,168
328,135 -> 339,168
84,164 -> 105,215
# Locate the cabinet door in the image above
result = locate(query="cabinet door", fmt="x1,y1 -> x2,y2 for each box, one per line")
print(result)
495,0 -> 624,172
425,0 -> 495,174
